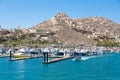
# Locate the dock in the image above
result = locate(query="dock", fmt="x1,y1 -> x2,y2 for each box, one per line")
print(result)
0,55 -> 9,58
43,56 -> 73,64
8,56 -> 42,61
8,56 -> 63,61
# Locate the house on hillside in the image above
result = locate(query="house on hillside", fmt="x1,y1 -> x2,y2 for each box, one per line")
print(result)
35,28 -> 55,41
115,36 -> 120,43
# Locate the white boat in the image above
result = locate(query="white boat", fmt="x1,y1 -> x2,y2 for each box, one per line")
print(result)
13,48 -> 29,56
13,52 -> 24,56
0,48 -> 6,55
29,48 -> 42,57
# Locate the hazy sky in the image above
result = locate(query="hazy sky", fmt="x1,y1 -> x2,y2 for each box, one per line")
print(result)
0,0 -> 120,29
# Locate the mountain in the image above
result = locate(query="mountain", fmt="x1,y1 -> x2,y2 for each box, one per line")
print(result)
32,12 -> 120,46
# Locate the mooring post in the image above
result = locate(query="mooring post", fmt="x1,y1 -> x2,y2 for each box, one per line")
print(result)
43,52 -> 46,63
47,52 -> 48,63
9,50 -> 12,60
43,52 -> 49,64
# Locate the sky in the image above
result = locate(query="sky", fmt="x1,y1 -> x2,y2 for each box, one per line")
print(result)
0,0 -> 120,29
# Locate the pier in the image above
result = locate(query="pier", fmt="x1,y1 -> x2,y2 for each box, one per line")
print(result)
9,56 -> 42,61
0,54 -> 9,58
43,56 -> 73,64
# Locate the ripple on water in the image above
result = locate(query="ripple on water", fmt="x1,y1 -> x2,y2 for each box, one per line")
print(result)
0,54 -> 120,80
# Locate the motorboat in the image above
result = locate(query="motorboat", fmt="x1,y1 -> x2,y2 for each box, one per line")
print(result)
73,52 -> 81,61
13,48 -> 30,57
73,56 -> 81,61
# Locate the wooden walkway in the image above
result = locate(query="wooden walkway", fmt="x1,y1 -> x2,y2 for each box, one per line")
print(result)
9,56 -> 41,61
0,55 -> 9,58
43,56 -> 73,64
8,56 -> 63,61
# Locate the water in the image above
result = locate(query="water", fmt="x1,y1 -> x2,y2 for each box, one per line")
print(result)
0,53 -> 120,80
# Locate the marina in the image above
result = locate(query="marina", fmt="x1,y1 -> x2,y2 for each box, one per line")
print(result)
0,46 -> 120,63
1,0 -> 120,80
0,46 -> 120,80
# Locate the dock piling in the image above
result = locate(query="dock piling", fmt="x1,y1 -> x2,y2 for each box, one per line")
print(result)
43,52 -> 48,64
9,50 -> 12,60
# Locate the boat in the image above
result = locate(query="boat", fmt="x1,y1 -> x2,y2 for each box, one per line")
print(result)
29,48 -> 42,57
73,52 -> 81,61
73,56 -> 81,61
0,47 -> 6,53
79,49 -> 88,56
13,48 -> 30,58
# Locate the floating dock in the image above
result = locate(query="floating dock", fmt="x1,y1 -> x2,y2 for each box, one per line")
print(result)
8,56 -> 42,61
43,56 -> 73,64
0,55 -> 9,58
8,56 -> 63,61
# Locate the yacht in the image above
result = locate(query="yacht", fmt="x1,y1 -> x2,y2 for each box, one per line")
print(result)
13,48 -> 30,57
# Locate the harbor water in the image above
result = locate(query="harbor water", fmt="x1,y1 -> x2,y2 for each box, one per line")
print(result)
0,53 -> 120,80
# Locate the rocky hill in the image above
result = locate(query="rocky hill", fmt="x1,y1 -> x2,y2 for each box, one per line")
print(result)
32,12 -> 120,46
0,12 -> 119,47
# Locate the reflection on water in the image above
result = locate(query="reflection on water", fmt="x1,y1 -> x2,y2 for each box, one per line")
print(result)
16,60 -> 25,79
